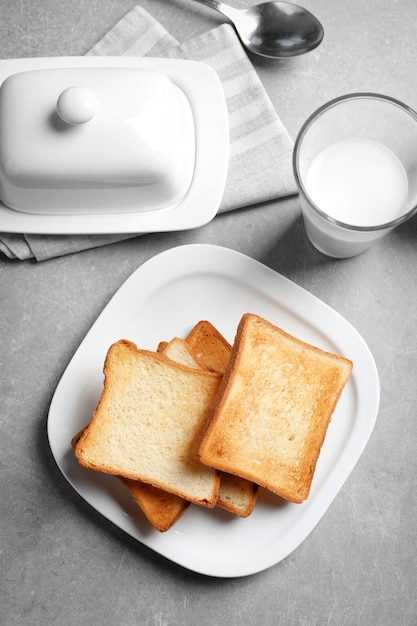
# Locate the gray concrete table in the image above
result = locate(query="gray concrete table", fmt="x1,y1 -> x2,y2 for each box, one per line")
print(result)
1,1 -> 416,624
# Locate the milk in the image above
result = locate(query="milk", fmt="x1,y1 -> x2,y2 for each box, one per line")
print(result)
305,137 -> 409,226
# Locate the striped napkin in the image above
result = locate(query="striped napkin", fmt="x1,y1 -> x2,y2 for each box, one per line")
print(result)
0,6 -> 296,261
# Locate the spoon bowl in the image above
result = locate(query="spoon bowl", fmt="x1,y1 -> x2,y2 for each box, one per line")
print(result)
192,0 -> 324,58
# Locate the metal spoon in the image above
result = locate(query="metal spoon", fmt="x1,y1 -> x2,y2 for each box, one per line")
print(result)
191,0 -> 324,58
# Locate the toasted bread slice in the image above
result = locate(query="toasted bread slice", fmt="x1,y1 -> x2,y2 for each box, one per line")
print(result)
186,321 -> 232,373
215,472 -> 258,517
157,336 -> 208,370
120,478 -> 190,532
199,313 -> 353,504
121,337 -> 201,531
74,340 -> 221,508
185,322 -> 258,517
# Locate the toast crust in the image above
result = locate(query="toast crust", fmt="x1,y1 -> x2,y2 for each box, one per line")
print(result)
199,314 -> 353,503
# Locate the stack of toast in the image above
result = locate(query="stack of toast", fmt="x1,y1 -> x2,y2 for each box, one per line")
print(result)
72,314 -> 352,531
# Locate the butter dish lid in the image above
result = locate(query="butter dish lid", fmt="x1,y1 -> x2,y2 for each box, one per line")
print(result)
0,67 -> 195,215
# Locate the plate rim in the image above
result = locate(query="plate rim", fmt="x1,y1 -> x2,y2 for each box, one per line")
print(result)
47,244 -> 380,577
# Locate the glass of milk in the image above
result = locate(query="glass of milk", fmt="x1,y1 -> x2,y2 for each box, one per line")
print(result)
293,93 -> 417,258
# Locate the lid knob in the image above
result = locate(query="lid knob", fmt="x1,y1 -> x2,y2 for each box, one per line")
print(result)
56,86 -> 97,125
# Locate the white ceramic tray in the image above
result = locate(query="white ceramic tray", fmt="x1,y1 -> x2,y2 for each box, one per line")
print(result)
47,244 -> 380,578
0,57 -> 229,234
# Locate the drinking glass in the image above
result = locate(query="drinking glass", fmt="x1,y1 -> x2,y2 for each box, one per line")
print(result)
293,93 -> 417,258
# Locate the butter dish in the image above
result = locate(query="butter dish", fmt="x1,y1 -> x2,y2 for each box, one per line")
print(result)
0,57 -> 229,234
0,67 -> 195,215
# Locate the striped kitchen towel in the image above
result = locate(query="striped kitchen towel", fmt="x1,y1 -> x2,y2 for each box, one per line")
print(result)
0,5 -> 296,261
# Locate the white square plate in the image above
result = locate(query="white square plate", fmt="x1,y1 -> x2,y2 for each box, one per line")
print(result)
47,245 -> 379,577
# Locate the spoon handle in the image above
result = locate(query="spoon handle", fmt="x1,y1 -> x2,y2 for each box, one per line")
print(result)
193,0 -> 221,8
191,0 -> 238,21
